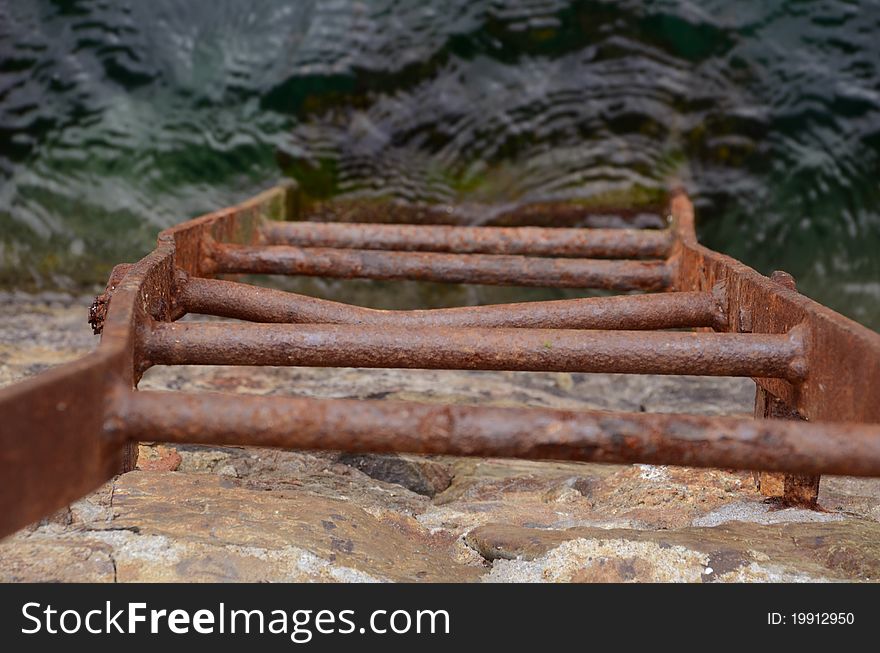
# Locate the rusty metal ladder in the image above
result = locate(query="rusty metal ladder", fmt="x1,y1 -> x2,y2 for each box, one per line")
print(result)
2,180 -> 879,538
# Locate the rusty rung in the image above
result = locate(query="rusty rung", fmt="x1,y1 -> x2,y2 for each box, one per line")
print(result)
204,243 -> 672,290
145,321 -> 807,380
114,391 -> 880,478
178,277 -> 726,330
262,221 -> 673,258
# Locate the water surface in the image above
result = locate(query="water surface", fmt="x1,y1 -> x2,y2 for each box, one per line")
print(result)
1,1 -> 878,326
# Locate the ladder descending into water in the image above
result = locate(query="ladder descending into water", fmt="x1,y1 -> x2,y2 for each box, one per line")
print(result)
2,180 -> 879,537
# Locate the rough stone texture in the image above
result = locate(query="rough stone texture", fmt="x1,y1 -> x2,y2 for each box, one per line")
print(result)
467,521 -> 880,582
97,471 -> 476,582
1,294 -> 879,582
336,453 -> 454,497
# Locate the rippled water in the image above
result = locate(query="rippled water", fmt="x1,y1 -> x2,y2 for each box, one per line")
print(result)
1,0 -> 879,327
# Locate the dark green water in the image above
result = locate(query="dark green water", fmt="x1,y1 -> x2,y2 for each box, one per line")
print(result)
1,1 -> 879,327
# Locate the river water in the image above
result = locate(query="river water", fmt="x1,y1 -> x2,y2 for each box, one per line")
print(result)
1,0 -> 878,327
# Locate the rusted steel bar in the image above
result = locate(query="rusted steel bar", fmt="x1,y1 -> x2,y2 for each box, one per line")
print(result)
262,221 -> 673,259
179,277 -> 726,330
144,322 -> 806,380
205,243 -> 672,291
294,198 -> 668,229
113,391 -> 880,477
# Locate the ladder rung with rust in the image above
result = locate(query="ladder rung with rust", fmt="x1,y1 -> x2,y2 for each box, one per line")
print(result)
1,180 -> 879,537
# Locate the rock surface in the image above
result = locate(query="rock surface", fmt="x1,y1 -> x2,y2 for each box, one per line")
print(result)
336,453 -> 454,497
1,294 -> 879,582
466,520 -> 880,582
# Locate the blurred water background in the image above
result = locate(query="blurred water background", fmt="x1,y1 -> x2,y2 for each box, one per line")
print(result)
1,0 -> 878,327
